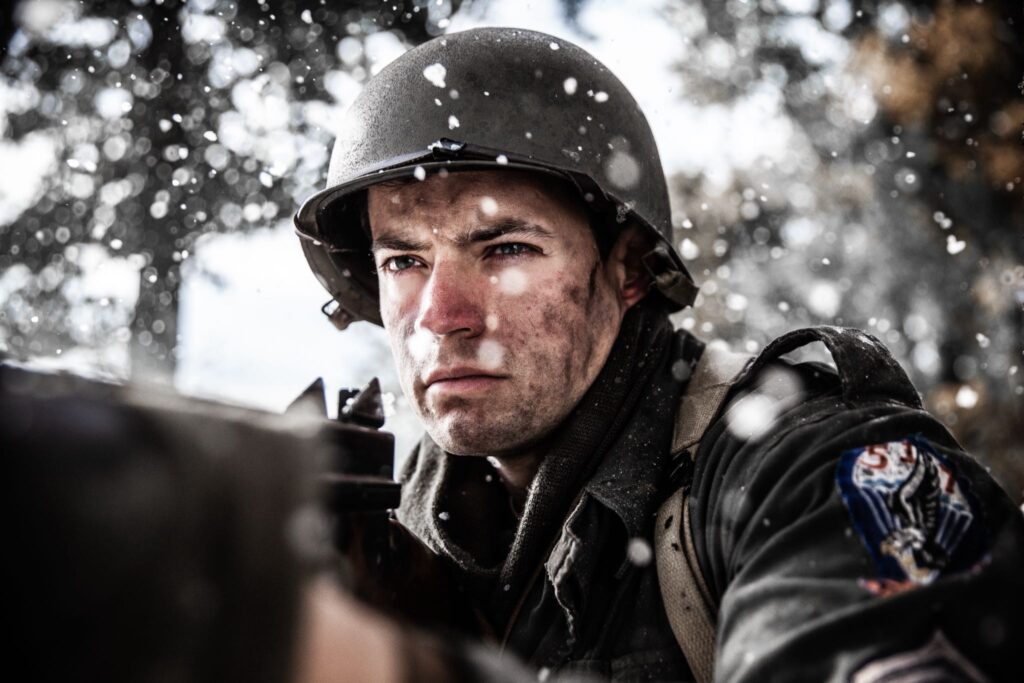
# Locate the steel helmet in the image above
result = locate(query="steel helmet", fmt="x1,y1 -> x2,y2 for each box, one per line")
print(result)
294,26 -> 697,329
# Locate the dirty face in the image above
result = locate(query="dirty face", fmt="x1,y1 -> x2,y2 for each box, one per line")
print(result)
367,170 -> 635,457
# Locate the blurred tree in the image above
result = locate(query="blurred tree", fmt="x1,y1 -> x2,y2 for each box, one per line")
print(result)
847,0 -> 1024,495
0,0 -> 458,379
661,0 -> 1022,496
0,3 -> 15,55
1,0 -> 1019,495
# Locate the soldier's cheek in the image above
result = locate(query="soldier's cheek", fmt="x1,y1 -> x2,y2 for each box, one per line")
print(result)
378,274 -> 424,316
480,268 -> 549,324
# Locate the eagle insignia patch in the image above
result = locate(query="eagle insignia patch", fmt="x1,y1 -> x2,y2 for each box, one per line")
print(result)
837,437 -> 986,587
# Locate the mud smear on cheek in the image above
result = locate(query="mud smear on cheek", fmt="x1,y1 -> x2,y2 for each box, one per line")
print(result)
586,262 -> 598,311
539,303 -> 574,386
565,262 -> 598,310
547,261 -> 602,386
579,262 -> 604,373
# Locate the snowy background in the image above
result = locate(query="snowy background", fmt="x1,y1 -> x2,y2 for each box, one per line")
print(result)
1,0 -> 1022,495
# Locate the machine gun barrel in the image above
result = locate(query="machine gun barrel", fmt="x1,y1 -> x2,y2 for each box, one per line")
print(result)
284,376 -> 402,514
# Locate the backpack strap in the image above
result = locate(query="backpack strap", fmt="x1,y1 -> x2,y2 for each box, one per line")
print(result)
656,485 -> 719,683
655,326 -> 921,683
656,341 -> 753,683
741,326 -> 922,409
670,341 -> 754,457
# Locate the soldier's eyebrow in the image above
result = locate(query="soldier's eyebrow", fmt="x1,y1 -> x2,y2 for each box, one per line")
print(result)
455,219 -> 555,246
371,233 -> 431,253
371,219 -> 554,253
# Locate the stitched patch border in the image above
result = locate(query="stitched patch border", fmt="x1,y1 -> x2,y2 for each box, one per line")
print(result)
837,436 -> 986,587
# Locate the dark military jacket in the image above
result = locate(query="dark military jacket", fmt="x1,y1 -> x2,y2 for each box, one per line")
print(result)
398,325 -> 1024,682
399,307 -> 694,680
689,331 -> 1024,682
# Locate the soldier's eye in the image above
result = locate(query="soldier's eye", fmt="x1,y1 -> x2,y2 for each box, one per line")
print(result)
488,243 -> 535,258
382,255 -> 420,272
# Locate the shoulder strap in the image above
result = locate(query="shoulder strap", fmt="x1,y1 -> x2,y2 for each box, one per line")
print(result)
656,341 -> 752,683
670,341 -> 754,457
655,326 -> 920,683
655,486 -> 719,683
740,326 -> 922,409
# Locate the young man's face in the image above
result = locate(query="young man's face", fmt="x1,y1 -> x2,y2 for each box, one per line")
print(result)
367,170 -> 639,458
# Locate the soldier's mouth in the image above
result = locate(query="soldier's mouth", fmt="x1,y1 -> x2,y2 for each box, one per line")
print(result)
424,368 -> 506,393
429,376 -> 504,393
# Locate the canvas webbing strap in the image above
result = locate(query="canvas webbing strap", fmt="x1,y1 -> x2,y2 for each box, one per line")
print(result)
655,486 -> 718,683
670,341 -> 754,456
655,342 -> 753,683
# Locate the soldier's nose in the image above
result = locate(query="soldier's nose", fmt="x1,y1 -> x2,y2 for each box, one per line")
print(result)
415,261 -> 485,338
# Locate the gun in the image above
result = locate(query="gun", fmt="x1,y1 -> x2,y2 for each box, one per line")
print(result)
3,364 -> 474,655
284,376 -> 477,633
284,375 -> 400,515
284,375 -> 435,618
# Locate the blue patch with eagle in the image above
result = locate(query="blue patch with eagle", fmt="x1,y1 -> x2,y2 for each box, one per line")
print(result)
837,437 -> 987,587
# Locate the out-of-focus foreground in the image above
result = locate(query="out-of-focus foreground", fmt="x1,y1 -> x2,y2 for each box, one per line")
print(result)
0,0 -> 1021,499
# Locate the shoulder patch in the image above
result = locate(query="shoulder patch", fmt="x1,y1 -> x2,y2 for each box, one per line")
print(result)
837,437 -> 986,587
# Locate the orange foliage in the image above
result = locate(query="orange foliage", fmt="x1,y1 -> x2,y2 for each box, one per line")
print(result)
851,0 -> 1024,192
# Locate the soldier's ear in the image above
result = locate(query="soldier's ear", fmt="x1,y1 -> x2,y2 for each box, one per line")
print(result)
606,223 -> 652,310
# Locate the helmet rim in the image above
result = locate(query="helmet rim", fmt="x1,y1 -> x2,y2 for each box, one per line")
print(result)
295,27 -> 699,327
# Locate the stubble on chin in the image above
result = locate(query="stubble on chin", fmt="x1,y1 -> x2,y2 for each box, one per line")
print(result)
421,360 -> 574,457
421,390 -> 533,456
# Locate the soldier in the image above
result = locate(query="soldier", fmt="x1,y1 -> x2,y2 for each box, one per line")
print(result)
294,27 -> 1024,682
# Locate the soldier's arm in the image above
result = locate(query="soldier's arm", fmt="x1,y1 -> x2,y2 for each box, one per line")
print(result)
689,386 -> 1024,682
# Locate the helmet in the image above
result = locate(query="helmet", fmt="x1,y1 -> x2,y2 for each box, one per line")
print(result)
294,26 -> 697,329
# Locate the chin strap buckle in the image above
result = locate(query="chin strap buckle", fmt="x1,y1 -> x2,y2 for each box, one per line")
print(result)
642,246 -> 699,309
321,298 -> 357,331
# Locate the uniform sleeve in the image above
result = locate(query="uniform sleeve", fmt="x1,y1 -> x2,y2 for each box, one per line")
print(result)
689,389 -> 1024,682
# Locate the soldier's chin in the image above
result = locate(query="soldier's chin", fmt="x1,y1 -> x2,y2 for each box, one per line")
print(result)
429,428 -> 500,456
427,415 -> 529,457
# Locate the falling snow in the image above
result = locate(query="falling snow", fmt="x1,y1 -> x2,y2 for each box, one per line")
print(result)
496,268 -> 529,296
422,62 -> 447,88
477,339 -> 506,370
479,196 -> 498,215
626,537 -> 653,566
0,0 -> 1020,494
